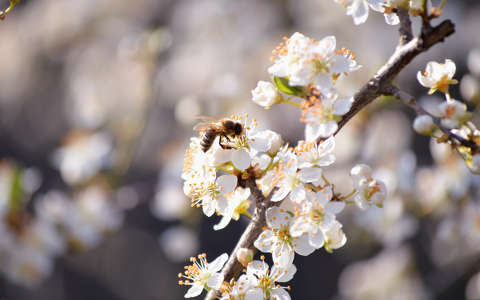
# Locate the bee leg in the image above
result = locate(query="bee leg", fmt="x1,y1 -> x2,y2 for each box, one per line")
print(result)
219,135 -> 233,150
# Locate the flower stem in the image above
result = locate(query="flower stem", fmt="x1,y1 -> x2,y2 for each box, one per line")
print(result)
281,98 -> 302,108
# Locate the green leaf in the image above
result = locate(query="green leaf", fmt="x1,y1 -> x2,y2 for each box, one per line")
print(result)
273,76 -> 305,97
8,167 -> 23,213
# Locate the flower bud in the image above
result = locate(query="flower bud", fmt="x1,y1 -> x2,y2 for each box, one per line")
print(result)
251,81 -> 281,109
236,248 -> 253,267
413,115 -> 435,135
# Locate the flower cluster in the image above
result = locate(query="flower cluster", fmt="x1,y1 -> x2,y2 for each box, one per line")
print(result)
334,0 -> 431,26
413,59 -> 480,174
252,32 -> 360,141
181,120 -> 386,298
179,32 -> 389,299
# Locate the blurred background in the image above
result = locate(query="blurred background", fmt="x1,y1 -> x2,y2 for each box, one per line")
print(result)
0,0 -> 480,299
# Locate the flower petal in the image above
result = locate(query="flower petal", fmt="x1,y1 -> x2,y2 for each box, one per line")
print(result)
293,234 -> 315,256
309,230 -> 325,248
217,174 -> 237,194
208,253 -> 228,272
271,288 -> 291,300
207,273 -> 224,290
232,149 -> 251,171
184,283 -> 204,298
299,167 -> 323,183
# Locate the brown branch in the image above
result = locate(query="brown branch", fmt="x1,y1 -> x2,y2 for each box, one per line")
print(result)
204,179 -> 276,300
329,19 -> 455,140
398,8 -> 413,45
385,85 -> 479,150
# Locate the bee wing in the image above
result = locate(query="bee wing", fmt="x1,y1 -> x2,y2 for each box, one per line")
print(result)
193,115 -> 221,131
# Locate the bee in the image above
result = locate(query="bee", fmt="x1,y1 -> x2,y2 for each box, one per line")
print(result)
193,116 -> 244,152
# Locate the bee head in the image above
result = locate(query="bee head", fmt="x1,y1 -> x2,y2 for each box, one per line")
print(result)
233,122 -> 243,135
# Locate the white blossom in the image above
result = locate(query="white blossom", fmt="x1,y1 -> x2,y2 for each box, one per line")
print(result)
350,164 -> 387,209
304,94 -> 352,141
179,253 -> 228,298
214,187 -> 251,230
244,259 -> 296,300
268,33 -> 359,90
417,59 -> 458,95
438,99 -> 469,129
254,207 -> 315,266
290,187 -> 345,249
295,136 -> 336,168
251,81 -> 281,109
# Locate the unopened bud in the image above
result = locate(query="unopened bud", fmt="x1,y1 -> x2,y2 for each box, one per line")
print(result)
413,115 -> 435,135
236,248 -> 253,267
251,81 -> 282,109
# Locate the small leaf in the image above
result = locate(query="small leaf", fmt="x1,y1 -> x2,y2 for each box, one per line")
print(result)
273,76 -> 305,97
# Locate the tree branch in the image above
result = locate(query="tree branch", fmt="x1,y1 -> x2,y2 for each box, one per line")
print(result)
384,85 -> 479,150
330,19 -> 455,139
204,179 -> 276,300
398,7 -> 413,45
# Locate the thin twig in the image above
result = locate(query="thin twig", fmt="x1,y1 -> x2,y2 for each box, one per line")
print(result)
329,19 -> 455,141
384,85 -> 478,150
398,7 -> 413,45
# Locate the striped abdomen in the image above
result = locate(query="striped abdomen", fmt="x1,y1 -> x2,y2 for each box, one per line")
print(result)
200,128 -> 218,152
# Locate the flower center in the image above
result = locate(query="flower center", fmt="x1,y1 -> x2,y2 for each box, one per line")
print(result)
308,207 -> 325,225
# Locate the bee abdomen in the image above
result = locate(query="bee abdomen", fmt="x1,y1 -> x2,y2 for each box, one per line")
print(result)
200,128 -> 217,152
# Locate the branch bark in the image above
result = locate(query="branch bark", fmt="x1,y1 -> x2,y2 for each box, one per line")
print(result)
205,179 -> 275,300
330,19 -> 455,139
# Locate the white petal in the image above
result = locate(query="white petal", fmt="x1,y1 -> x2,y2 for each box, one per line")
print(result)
247,260 -> 268,277
299,167 -> 323,183
289,186 -> 306,204
216,195 -> 229,214
309,231 -> 325,248
184,283 -> 203,298
217,174 -> 237,194
214,214 -> 232,231
318,136 -> 335,154
290,217 -> 310,237
417,71 -> 435,88
445,59 -> 456,78
202,200 -> 216,217
273,244 -> 294,267
266,207 -> 291,228
318,36 -> 336,53
246,288 -> 264,300
326,201 -> 345,214
347,0 -> 369,25
293,234 -> 316,256
276,263 -> 297,282
207,273 -> 224,290
271,288 -> 291,300
319,121 -> 338,137
254,229 -> 276,253
334,97 -> 353,115
232,149 -> 251,171
305,123 -> 322,142
271,185 -> 290,202
208,253 -> 229,272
